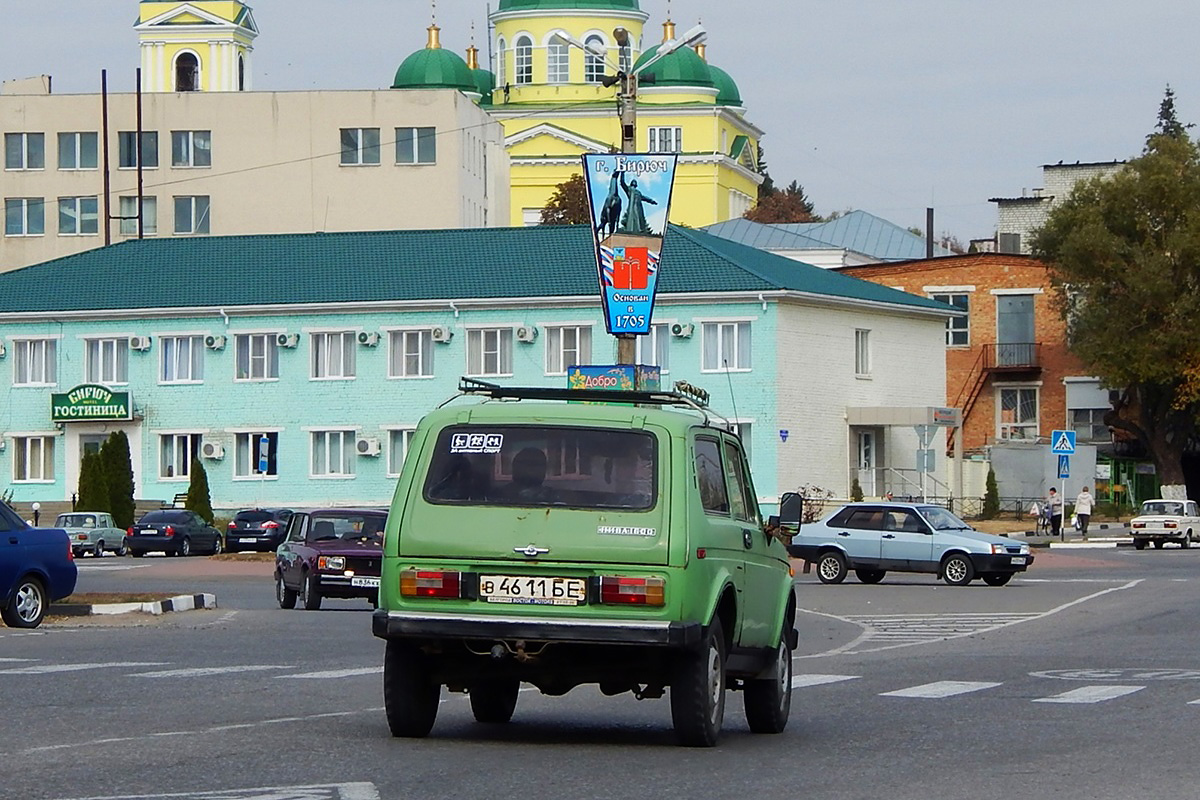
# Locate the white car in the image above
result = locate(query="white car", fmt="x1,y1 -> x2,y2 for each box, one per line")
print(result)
1129,499 -> 1200,550
55,512 -> 128,558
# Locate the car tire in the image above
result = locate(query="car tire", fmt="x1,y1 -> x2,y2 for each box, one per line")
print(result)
982,573 -> 1013,587
72,548 -> 83,559
1134,539 -> 1146,551
211,535 -> 223,556
116,541 -> 128,557
2,576 -> 47,629
179,538 -> 191,558
1154,540 -> 1164,549
469,679 -> 520,723
743,619 -> 792,734
275,572 -> 297,609
671,617 -> 726,747
854,569 -> 886,584
1181,533 -> 1191,549
131,550 -> 144,558
942,553 -> 975,586
815,551 -> 848,584
384,639 -> 441,738
301,572 -> 322,611
94,541 -> 104,558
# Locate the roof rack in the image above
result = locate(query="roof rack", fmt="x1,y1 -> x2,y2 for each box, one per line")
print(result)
454,377 -> 726,423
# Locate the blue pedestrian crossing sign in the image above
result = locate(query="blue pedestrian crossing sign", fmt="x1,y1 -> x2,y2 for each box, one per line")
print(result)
1050,429 -> 1077,455
1058,455 -> 1070,479
258,435 -> 271,474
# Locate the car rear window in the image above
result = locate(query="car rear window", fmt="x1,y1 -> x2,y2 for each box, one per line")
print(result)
235,510 -> 275,523
138,511 -> 184,524
423,425 -> 656,510
57,514 -> 98,527
308,513 -> 385,543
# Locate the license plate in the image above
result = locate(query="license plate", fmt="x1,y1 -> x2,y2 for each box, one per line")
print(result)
1011,556 -> 1026,565
351,576 -> 380,588
479,575 -> 587,606
139,529 -> 157,535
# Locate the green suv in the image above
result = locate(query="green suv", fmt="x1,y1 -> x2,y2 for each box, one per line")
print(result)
373,379 -> 797,746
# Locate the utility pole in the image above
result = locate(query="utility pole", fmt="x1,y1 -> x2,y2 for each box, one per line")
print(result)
614,29 -> 637,366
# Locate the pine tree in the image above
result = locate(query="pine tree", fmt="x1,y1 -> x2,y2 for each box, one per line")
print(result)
982,467 -> 1000,519
76,451 -> 110,513
101,431 -> 136,529
185,458 -> 215,525
1151,84 -> 1192,141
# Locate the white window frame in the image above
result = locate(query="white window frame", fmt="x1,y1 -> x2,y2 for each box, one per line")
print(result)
13,338 -> 57,387
173,195 -> 210,234
854,329 -> 871,377
118,131 -> 158,169
83,337 -> 130,385
725,419 -> 754,466
58,196 -> 99,236
584,34 -> 606,83
5,132 -> 45,170
234,333 -> 280,382
233,430 -> 281,479
388,329 -> 434,378
309,429 -> 356,479
514,36 -> 533,85
119,196 -> 157,236
495,37 -> 507,86
310,331 -> 357,380
57,132 -> 98,170
997,384 -> 1040,441
546,33 -> 570,83
159,335 -> 204,384
159,432 -> 202,481
466,327 -> 514,377
701,320 -> 752,373
385,427 -> 416,478
340,127 -> 381,166
648,126 -> 682,154
931,292 -> 970,346
170,130 -> 211,168
395,127 -> 436,165
635,323 -> 670,372
12,435 -> 54,483
545,325 -> 593,375
5,198 -> 45,237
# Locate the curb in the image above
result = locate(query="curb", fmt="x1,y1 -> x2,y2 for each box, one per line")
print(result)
50,593 -> 218,617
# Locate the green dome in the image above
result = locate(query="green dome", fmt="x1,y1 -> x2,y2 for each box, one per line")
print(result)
498,0 -> 641,10
709,65 -> 742,106
392,47 -> 477,93
632,44 -> 716,90
471,68 -> 495,103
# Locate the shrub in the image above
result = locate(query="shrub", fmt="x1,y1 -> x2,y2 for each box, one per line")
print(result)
850,477 -> 864,502
77,451 -> 110,513
186,459 -> 215,525
982,467 -> 1000,519
101,431 -> 136,529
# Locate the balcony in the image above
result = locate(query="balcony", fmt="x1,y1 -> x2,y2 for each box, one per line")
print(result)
984,342 -> 1041,371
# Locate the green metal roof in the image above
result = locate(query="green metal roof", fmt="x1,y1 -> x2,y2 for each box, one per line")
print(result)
709,64 -> 742,106
0,225 -> 954,315
633,44 -> 715,90
497,0 -> 641,11
392,47 -> 477,92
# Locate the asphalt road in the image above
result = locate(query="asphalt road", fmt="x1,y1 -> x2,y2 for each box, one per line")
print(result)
3,547 -> 1198,800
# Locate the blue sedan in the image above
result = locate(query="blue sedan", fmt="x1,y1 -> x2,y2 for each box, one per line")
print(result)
1,501 -> 78,628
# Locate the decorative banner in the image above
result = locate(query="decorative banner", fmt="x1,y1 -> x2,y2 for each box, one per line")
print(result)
582,153 -> 678,335
51,384 -> 132,422
567,365 -> 661,393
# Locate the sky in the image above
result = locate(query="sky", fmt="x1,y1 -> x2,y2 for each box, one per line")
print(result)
2,0 -> 1197,242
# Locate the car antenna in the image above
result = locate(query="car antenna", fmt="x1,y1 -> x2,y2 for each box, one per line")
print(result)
722,357 -> 741,434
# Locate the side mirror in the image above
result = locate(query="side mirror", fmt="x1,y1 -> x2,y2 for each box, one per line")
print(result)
778,492 -> 803,528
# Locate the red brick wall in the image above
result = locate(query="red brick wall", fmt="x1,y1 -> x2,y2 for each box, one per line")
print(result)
840,254 -> 1089,452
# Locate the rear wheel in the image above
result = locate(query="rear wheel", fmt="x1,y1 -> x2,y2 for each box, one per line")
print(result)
671,618 -> 726,747
744,619 -> 792,734
384,639 -> 441,737
942,553 -> 975,586
93,541 -> 104,558
301,572 -> 322,610
131,550 -> 144,558
2,576 -> 46,628
1154,540 -> 1165,549
1181,533 -> 1192,549
469,679 -> 520,723
211,535 -> 223,556
116,540 -> 128,557
854,569 -> 886,584
275,572 -> 297,609
982,573 -> 1013,587
816,551 -> 848,584
1134,539 -> 1147,551
179,538 -> 191,558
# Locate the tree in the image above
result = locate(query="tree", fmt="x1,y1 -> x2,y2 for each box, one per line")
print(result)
76,451 -> 109,513
744,180 -> 818,224
540,173 -> 590,225
755,142 -> 776,199
849,477 -> 864,502
1032,88 -> 1200,496
185,459 -> 214,525
982,467 -> 1000,520
101,431 -> 136,529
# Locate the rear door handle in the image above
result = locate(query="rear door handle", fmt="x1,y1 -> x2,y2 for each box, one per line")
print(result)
837,532 -> 851,537
882,534 -> 896,539
8,537 -> 18,544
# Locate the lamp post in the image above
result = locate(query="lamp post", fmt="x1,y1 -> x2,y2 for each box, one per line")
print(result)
554,24 -> 707,365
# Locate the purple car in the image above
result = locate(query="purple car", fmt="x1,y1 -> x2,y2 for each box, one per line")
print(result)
274,508 -> 386,610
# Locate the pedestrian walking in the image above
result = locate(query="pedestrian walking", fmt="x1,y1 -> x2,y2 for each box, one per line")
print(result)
1046,487 -> 1064,539
1074,486 -> 1095,537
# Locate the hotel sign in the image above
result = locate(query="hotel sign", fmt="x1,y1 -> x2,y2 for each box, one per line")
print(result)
51,384 -> 132,423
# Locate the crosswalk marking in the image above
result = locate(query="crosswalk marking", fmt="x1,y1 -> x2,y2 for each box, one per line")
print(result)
277,667 -> 383,680
790,673 -> 860,689
881,680 -> 1002,699
0,661 -> 167,675
842,613 -> 1043,651
130,665 -> 294,678
1033,685 -> 1145,704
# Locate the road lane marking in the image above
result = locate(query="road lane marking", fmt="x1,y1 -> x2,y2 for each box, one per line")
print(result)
0,661 -> 167,674
46,781 -> 381,799
1034,685 -> 1145,704
277,667 -> 383,679
130,665 -> 293,678
881,680 -> 1002,698
790,673 -> 860,689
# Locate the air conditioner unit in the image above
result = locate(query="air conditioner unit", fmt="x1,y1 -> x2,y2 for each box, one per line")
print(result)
0,342 -> 6,359
130,336 -> 152,351
201,441 -> 224,460
516,326 -> 538,343
671,323 -> 695,338
431,326 -> 453,343
277,333 -> 300,348
204,334 -> 226,351
358,331 -> 381,347
356,436 -> 382,457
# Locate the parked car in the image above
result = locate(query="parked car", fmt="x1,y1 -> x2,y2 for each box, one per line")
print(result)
1,500 -> 77,628
372,380 -> 795,747
226,508 -> 294,553
56,512 -> 128,558
1129,499 -> 1200,550
124,509 -> 223,557
787,500 -> 1033,587
275,508 -> 386,611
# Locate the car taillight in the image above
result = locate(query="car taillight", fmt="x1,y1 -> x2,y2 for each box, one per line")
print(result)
1164,521 -> 1178,529
77,533 -> 88,541
227,521 -> 237,529
164,525 -> 176,537
127,527 -> 135,535
599,576 -> 665,606
262,521 -> 279,529
400,569 -> 461,598
67,541 -> 74,561
1132,522 -> 1145,529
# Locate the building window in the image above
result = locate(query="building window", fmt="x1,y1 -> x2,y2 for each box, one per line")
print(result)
118,131 -> 158,169
728,422 -> 753,466
159,433 -> 201,480
311,331 -> 356,380
635,323 -> 670,372
997,232 -> 1022,254
389,329 -> 433,378
584,35 -> 606,82
175,52 -> 200,91
387,428 -> 415,477
5,133 -> 45,170
160,335 -> 204,383
648,127 -> 682,154
854,329 -> 871,376
467,328 -> 513,377
998,387 -> 1039,440
13,436 -> 54,483
702,321 -> 752,372
547,37 -> 569,83
58,196 -> 99,236
932,293 -> 970,346
84,338 -> 129,384
1072,408 -> 1109,442
235,431 -> 279,478
235,333 -> 280,381
311,430 -> 355,477
396,127 -> 436,164
57,132 -> 98,170
171,130 -> 211,167
13,339 -> 57,386
341,127 -> 381,165
514,36 -> 533,84
5,198 -> 45,236
618,41 -> 631,73
496,38 -> 507,86
546,325 -> 592,374
174,195 -> 210,234
119,196 -> 157,236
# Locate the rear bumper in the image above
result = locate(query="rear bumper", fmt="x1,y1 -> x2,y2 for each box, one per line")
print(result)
372,608 -> 701,648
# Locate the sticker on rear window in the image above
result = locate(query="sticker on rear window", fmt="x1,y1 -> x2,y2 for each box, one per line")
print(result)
598,526 -> 657,537
450,432 -> 504,454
